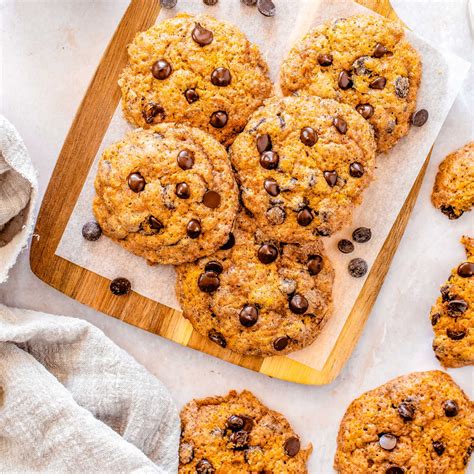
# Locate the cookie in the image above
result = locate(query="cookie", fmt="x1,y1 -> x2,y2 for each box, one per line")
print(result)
93,125 -> 238,265
118,13 -> 273,147
431,142 -> 474,220
229,95 -> 376,244
430,236 -> 474,368
334,371 -> 474,473
175,211 -> 334,356
179,390 -> 312,473
280,14 -> 422,153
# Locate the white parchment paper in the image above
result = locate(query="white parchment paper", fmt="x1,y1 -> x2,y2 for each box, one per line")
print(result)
56,0 -> 470,370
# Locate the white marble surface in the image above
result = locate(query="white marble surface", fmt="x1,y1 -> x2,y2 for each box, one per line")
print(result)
0,1 -> 473,472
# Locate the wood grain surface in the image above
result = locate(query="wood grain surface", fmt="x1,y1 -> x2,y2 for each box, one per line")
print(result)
30,0 -> 431,385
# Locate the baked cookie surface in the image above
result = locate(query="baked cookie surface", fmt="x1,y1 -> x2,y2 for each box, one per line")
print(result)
430,236 -> 474,368
119,13 -> 273,147
179,390 -> 312,473
175,212 -> 334,356
431,142 -> 474,220
93,126 -> 238,265
334,371 -> 474,474
229,95 -> 376,244
280,14 -> 422,153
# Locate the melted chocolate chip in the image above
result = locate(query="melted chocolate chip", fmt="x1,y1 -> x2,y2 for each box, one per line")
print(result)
264,178 -> 280,196
300,127 -> 318,147
82,221 -> 102,241
220,232 -> 235,250
338,70 -> 353,90
256,134 -> 272,154
370,76 -> 386,89
352,227 -> 372,243
289,293 -> 309,314
356,104 -> 374,119
128,172 -> 146,193
379,433 -> 397,451
458,262 -> 474,277
324,170 -> 338,187
297,208 -> 313,226
177,149 -> 195,170
205,261 -> 223,274
338,239 -> 354,254
398,401 -> 415,421
175,182 -> 190,199
149,216 -> 163,231
142,102 -> 165,124
208,329 -> 226,348
210,111 -> 228,128
447,328 -> 466,340
259,150 -> 279,170
196,459 -> 215,474
350,162 -> 365,177
240,305 -> 259,327
110,277 -> 131,296
318,53 -> 333,66
333,116 -> 347,134
273,336 -> 289,351
192,23 -> 214,46
308,255 -> 323,276
203,190 -> 221,209
186,219 -> 201,238
373,43 -> 389,58
348,258 -> 368,278
447,299 -> 468,314
412,109 -> 429,127
443,399 -> 459,417
151,59 -> 172,80
184,88 -> 199,103
284,437 -> 300,457
211,67 -> 232,86
258,243 -> 278,264
433,440 -> 446,456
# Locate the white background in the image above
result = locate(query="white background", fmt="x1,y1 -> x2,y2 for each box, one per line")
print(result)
0,1 -> 473,472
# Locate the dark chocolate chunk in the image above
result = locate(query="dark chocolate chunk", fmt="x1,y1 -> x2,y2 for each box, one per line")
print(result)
447,299 -> 468,315
203,0 -> 218,4
208,329 -> 226,348
412,109 -> 429,127
373,43 -> 389,58
356,104 -> 374,120
348,258 -> 368,278
352,227 -> 372,243
110,277 -> 131,296
82,221 -> 102,241
350,162 -> 365,177
431,312 -> 441,326
447,329 -> 466,340
227,415 -> 244,431
433,440 -> 446,456
369,76 -> 386,89
386,467 -> 404,474
284,437 -> 300,457
257,0 -> 275,17
338,239 -> 354,254
338,70 -> 353,90
317,54 -> 333,66
149,216 -> 163,231
398,401 -> 415,421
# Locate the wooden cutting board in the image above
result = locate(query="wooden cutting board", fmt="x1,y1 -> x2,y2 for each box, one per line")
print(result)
30,0 -> 429,385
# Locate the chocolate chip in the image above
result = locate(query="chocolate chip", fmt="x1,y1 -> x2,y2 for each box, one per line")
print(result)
443,399 -> 459,417
256,134 -> 272,154
373,43 -> 389,58
258,243 -> 278,264
177,149 -> 195,170
227,415 -> 244,431
241,0 -> 257,4
273,336 -> 289,351
179,442 -> 194,465
196,459 -> 215,474
338,239 -> 354,254
198,271 -> 220,292
297,208 -> 313,226
338,71 -> 353,90
201,190 -> 221,209
151,59 -> 172,80
356,104 -> 374,119
458,262 -> 474,278
431,312 -> 441,326
192,23 -> 214,46
264,178 -> 280,196
398,401 -> 415,421
160,0 -> 177,7
447,328 -> 466,340
447,299 -> 468,314
324,170 -> 338,187
289,294 -> 308,314
395,77 -> 410,98
379,433 -> 397,451
317,54 -> 333,66
220,232 -> 235,250
266,206 -> 286,225
142,102 -> 165,124
440,285 -> 452,302
284,437 -> 300,457
300,127 -> 318,147
128,172 -> 146,193
205,261 -> 223,274
352,227 -> 371,243
175,182 -> 190,199
333,117 -> 347,134
208,329 -> 226,348
211,67 -> 232,86
348,258 -> 368,278
257,0 -> 275,17
440,205 -> 462,220
184,88 -> 199,104
110,277 -> 131,296
229,430 -> 248,450
210,110 -> 228,128
349,162 -> 365,178
186,219 -> 201,239
259,150 -> 279,170
240,305 -> 259,327
352,56 -> 372,76
386,467 -> 404,474
433,440 -> 446,456
149,216 -> 163,231
369,76 -> 386,89
412,109 -> 429,127
203,0 -> 218,4
82,221 -> 102,241
308,255 -> 323,275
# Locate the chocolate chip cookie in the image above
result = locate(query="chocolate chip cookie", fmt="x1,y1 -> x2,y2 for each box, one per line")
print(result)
179,390 -> 312,473
175,211 -> 334,356
334,371 -> 474,473
229,95 -> 376,244
280,14 -> 422,153
93,126 -> 238,265
430,236 -> 473,368
431,142 -> 474,220
119,13 -> 273,147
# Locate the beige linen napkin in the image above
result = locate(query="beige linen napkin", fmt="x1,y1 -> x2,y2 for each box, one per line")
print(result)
0,304 -> 180,473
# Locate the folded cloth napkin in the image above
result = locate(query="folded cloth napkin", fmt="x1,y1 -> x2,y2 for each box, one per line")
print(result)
0,304 -> 180,473
0,115 -> 38,283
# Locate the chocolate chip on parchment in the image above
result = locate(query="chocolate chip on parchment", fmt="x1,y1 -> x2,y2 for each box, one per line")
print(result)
256,134 -> 272,154
257,0 -> 276,17
186,219 -> 201,238
179,442 -> 194,465
210,111 -> 228,128
458,262 -> 474,278
317,54 -> 333,66
379,433 -> 397,451
264,178 -> 280,196
184,88 -> 199,104
289,293 -> 309,314
203,190 -> 221,209
297,208 -> 313,226
338,70 -> 353,90
273,336 -> 289,351
142,102 -> 165,124
203,0 -> 218,4
300,127 -> 318,147
211,67 -> 232,86
324,170 -> 338,187
308,255 -> 323,275
258,243 -> 278,264
356,104 -> 374,120
175,182 -> 191,199
433,441 -> 446,456
196,459 -> 215,474
208,329 -> 226,348
205,261 -> 223,274
128,172 -> 146,193
369,76 -> 386,89
348,258 -> 368,278
260,150 -> 279,169
241,0 -> 257,4
350,162 -> 365,177
192,23 -> 214,46
160,0 -> 177,8
333,116 -> 347,134
198,271 -> 220,292
443,399 -> 459,417
240,305 -> 259,327
82,221 -> 102,241
412,109 -> 429,127
352,227 -> 372,243
220,232 -> 235,250
151,59 -> 172,80
373,43 -> 389,58
338,239 -> 354,254
284,437 -> 300,457
177,149 -> 195,170
447,328 -> 466,340
110,277 -> 131,296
